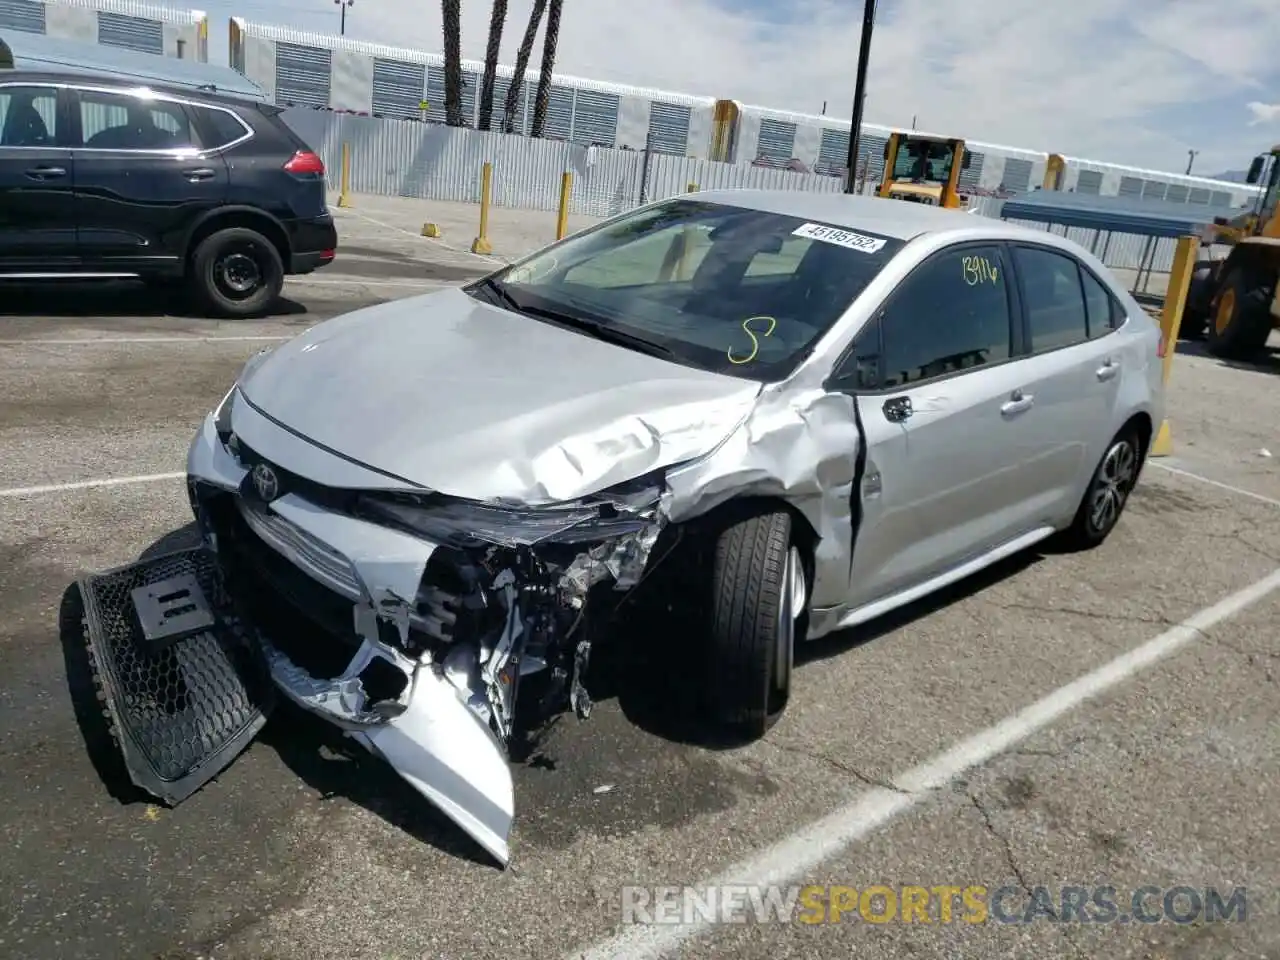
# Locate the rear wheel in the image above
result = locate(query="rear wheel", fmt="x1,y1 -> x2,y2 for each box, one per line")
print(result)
1058,425 -> 1142,550
189,227 -> 284,319
705,507 -> 807,739
1180,260 -> 1215,339
1206,267 -> 1273,359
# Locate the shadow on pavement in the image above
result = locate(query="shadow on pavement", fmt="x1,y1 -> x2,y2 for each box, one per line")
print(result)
0,280 -> 310,320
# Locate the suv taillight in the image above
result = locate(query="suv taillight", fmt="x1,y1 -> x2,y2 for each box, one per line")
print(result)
283,150 -> 325,175
1156,332 -> 1166,358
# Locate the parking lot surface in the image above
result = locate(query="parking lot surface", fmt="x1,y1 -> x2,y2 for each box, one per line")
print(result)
1,215 -> 1278,960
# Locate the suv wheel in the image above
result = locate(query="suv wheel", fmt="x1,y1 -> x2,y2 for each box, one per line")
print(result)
190,227 -> 284,319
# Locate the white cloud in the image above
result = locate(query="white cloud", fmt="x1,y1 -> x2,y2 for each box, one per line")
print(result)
247,0 -> 1280,174
1247,102 -> 1280,126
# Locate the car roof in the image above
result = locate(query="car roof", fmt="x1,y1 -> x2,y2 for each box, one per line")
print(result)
690,188 -> 1030,242
0,67 -> 267,109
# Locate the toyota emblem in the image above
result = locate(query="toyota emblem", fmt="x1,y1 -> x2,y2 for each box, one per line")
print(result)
251,462 -> 280,502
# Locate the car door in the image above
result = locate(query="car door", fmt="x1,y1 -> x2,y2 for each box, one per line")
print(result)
826,241 -> 1036,610
0,83 -> 77,268
1007,243 -> 1119,520
69,84 -> 228,270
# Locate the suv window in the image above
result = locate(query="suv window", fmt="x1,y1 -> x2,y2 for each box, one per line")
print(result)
838,244 -> 1013,390
1015,246 -> 1090,351
1080,265 -> 1123,337
191,105 -> 249,149
76,89 -> 194,150
0,86 -> 58,147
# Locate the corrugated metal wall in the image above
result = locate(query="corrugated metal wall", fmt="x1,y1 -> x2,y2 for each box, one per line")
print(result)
0,0 -> 46,33
282,107 -> 1218,279
96,10 -> 161,52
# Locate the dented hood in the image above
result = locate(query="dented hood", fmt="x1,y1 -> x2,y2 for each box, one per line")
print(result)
238,287 -> 762,503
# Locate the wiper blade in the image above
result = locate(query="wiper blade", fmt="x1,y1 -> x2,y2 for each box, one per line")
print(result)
523,308 -> 678,360
475,276 -> 523,312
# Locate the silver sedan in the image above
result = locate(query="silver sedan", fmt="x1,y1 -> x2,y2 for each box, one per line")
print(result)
171,189 -> 1165,865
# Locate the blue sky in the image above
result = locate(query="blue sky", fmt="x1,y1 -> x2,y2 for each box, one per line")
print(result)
202,0 -> 1280,176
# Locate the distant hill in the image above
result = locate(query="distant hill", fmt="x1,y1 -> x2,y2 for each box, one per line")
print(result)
1207,169 -> 1249,183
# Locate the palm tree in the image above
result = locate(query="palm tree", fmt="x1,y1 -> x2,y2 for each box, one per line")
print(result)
530,0 -> 563,138
477,0 -> 508,131
501,0 -> 545,134
442,0 -> 464,126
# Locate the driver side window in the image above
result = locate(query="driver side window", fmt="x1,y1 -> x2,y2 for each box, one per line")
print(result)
833,244 -> 1014,391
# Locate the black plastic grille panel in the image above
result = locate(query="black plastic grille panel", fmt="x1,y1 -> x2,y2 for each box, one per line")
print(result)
79,547 -> 273,804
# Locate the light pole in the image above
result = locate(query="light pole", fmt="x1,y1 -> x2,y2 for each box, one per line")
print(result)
843,0 -> 877,194
1185,149 -> 1198,175
335,0 -> 353,35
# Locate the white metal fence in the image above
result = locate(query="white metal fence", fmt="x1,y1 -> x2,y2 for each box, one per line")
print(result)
282,107 -> 1190,285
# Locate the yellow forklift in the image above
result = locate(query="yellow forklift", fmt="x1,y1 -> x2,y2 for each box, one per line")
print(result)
1182,146 -> 1280,356
878,132 -> 970,208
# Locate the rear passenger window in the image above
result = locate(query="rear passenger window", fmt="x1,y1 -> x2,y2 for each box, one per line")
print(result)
76,89 -> 194,150
193,106 -> 250,149
1080,267 -> 1122,337
1015,246 -> 1089,352
843,244 -> 1013,389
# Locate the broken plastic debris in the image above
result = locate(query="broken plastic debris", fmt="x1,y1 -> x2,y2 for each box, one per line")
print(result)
593,784 -> 614,795
1259,448 -> 1272,458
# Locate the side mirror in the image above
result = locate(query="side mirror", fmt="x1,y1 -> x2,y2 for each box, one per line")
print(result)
1246,155 -> 1265,184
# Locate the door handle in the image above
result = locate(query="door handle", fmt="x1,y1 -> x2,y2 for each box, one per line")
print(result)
882,396 -> 912,423
182,167 -> 217,181
1001,389 -> 1035,417
1096,358 -> 1119,382
24,165 -> 66,180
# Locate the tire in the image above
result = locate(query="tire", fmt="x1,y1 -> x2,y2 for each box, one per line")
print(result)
188,227 -> 284,319
1058,425 -> 1142,551
1180,261 -> 1215,339
1206,267 -> 1273,359
705,507 -> 806,739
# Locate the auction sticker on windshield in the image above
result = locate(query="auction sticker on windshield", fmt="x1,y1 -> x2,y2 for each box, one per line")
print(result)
792,222 -> 888,254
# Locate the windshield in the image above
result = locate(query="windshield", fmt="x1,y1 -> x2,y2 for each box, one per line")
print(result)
470,199 -> 905,381
891,138 -> 955,184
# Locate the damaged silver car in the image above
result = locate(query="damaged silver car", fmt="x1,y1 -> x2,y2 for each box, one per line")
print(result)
80,190 -> 1163,866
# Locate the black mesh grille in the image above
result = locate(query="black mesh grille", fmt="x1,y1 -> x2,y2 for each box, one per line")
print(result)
78,548 -> 273,804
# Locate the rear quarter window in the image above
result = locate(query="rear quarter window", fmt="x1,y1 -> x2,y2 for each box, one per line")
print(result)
192,106 -> 250,149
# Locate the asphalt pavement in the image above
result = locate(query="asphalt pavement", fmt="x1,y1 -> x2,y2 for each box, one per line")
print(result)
0,213 -> 1277,960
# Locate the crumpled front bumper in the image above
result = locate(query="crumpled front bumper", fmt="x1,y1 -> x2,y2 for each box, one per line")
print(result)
182,411 -> 516,864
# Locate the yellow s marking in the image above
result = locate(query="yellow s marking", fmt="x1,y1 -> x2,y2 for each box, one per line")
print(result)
727,315 -> 777,364
962,255 -> 999,286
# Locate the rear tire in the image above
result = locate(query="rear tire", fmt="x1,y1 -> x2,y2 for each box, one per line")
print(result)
189,227 -> 284,319
1057,425 -> 1142,551
705,506 -> 805,739
1206,267 -> 1273,359
1180,261 -> 1215,339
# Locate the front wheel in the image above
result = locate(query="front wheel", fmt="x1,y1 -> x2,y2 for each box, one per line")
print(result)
1206,267 -> 1272,359
189,227 -> 284,319
705,507 -> 807,739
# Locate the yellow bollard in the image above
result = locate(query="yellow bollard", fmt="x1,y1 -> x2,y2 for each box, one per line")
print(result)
555,171 -> 573,240
421,223 -> 441,238
471,162 -> 494,255
336,142 -> 353,208
687,182 -> 699,193
1150,233 -> 1198,458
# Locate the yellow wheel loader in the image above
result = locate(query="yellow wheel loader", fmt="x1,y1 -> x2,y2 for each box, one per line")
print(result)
878,132 -> 970,208
1183,147 -> 1280,357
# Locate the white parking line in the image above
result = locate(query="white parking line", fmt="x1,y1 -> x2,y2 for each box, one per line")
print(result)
568,565 -> 1280,960
0,335 -> 290,345
0,472 -> 184,499
1149,460 -> 1280,509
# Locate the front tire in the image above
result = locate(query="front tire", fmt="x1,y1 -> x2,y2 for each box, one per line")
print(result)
1206,267 -> 1272,359
705,507 -> 806,739
1059,426 -> 1142,550
189,227 -> 284,319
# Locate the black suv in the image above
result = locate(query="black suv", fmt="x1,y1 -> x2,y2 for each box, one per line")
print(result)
0,68 -> 338,317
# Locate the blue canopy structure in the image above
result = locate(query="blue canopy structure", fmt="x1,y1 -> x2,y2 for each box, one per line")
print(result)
1000,190 -> 1245,239
0,31 -> 268,101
